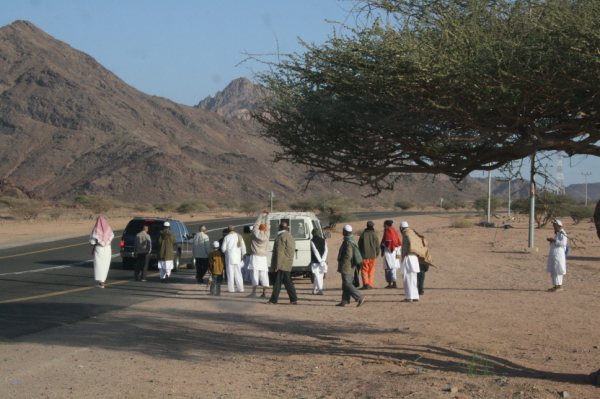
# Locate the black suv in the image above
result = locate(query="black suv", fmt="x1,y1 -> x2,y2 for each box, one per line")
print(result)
119,217 -> 193,271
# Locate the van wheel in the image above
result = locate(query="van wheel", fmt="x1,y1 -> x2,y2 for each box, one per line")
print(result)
173,252 -> 181,272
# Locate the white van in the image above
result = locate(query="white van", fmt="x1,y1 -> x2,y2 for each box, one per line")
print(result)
266,211 -> 326,277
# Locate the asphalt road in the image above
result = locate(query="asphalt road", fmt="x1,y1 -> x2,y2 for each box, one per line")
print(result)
0,210 -> 438,339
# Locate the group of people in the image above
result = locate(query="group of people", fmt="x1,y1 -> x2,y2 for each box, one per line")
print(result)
89,209 -> 575,300
353,219 -> 427,303
89,216 -> 185,288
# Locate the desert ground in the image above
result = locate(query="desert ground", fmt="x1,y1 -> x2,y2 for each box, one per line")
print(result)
0,211 -> 599,399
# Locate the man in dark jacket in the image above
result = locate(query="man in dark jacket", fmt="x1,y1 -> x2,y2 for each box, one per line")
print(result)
337,225 -> 366,307
267,222 -> 298,305
358,221 -> 379,289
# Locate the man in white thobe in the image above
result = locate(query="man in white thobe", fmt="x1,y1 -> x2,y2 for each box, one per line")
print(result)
221,226 -> 247,293
248,211 -> 270,297
400,221 -> 420,302
546,219 -> 568,292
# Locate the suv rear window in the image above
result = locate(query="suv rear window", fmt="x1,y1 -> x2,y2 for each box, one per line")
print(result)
124,220 -> 167,237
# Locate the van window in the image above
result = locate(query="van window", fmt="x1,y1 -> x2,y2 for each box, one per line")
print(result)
269,219 -> 280,240
290,219 -> 308,239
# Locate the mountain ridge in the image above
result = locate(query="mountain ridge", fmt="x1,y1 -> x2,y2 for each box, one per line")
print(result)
2,20 -> 596,207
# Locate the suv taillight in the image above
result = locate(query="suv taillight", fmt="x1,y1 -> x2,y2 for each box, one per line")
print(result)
119,240 -> 125,248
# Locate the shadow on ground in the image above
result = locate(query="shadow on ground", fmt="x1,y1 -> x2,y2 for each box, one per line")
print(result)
1,300 -> 592,386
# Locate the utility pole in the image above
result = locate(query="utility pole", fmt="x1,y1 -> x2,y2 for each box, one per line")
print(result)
487,171 -> 492,224
528,154 -> 536,249
270,192 -> 274,213
582,172 -> 592,206
507,179 -> 511,218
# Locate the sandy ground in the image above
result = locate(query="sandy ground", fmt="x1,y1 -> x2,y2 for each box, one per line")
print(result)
1,212 -> 599,399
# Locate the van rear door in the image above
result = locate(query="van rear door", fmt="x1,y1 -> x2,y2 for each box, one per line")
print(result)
289,217 -> 310,268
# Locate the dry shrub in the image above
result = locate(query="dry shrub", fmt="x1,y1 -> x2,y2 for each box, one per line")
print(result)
451,218 -> 474,228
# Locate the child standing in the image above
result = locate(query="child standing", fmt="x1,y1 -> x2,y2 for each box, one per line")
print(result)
208,241 -> 225,296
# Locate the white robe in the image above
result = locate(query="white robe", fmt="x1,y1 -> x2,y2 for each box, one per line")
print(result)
383,247 -> 400,270
221,232 -> 247,292
547,229 -> 567,276
91,231 -> 113,283
93,244 -> 112,282
310,241 -> 328,291
401,254 -> 420,300
158,260 -> 174,279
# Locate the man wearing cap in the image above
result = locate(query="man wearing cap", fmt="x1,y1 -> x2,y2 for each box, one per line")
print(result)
399,221 -> 421,302
546,219 -> 568,292
221,225 -> 247,293
268,221 -> 298,305
381,220 -> 402,288
158,221 -> 176,282
358,221 -> 379,289
248,211 -> 271,298
192,224 -> 211,284
336,225 -> 366,307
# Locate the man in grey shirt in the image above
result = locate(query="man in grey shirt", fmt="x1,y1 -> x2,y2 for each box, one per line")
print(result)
134,225 -> 152,281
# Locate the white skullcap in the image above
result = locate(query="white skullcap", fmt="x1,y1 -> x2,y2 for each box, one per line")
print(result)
553,219 -> 563,227
400,221 -> 409,228
343,224 -> 353,232
163,221 -> 170,227
212,241 -> 220,248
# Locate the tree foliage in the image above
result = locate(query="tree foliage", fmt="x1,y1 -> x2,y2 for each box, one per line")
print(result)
255,0 -> 600,192
512,192 -> 576,228
473,196 -> 502,213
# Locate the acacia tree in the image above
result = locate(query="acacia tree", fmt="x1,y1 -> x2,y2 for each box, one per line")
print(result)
255,0 -> 599,193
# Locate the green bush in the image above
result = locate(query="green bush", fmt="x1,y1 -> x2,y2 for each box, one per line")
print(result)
47,209 -> 63,220
315,195 -> 354,228
512,192 -> 577,228
290,198 -> 320,211
394,200 -> 413,210
11,200 -> 43,220
154,202 -> 177,212
473,196 -> 502,213
176,200 -> 207,214
442,199 -> 467,210
569,205 -> 593,225
74,195 -> 112,214
238,201 -> 260,216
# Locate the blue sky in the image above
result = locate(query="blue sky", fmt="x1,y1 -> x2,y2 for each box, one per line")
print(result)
1,0 -> 598,185
1,0 -> 355,104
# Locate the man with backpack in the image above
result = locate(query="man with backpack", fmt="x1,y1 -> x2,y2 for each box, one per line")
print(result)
336,225 -> 366,307
399,221 -> 421,302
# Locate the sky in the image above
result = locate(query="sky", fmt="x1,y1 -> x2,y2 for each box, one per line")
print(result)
1,0 -> 598,186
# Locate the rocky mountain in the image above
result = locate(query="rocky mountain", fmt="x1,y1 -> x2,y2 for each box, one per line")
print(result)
0,20 -> 552,209
0,21 -> 318,204
195,77 -> 266,120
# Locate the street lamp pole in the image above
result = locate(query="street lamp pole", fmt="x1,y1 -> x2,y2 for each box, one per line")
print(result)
582,172 -> 592,206
487,171 -> 492,224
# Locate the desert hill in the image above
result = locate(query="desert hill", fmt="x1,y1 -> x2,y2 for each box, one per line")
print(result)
1,20 -> 573,209
195,77 -> 265,120
0,20 -> 324,204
